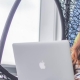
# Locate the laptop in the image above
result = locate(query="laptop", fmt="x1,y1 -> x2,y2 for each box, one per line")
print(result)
12,40 -> 74,80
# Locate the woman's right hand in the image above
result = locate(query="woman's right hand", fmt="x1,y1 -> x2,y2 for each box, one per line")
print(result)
74,73 -> 80,80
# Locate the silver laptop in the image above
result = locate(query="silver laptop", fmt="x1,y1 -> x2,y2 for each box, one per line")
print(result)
12,40 -> 74,80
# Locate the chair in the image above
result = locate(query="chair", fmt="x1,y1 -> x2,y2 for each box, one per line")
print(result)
0,0 -> 77,80
55,0 -> 80,47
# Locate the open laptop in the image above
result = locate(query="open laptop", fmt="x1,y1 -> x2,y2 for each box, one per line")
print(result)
12,40 -> 74,80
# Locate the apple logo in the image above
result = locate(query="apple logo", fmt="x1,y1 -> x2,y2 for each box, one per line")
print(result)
39,61 -> 46,69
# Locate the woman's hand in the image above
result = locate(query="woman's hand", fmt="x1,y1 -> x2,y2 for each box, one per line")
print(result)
74,74 -> 80,80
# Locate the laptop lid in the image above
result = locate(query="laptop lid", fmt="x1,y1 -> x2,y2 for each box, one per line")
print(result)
12,40 -> 74,80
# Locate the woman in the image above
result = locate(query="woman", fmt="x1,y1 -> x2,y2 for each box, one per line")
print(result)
71,33 -> 80,80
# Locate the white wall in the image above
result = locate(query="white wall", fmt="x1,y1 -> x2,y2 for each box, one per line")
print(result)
56,11 -> 62,40
39,0 -> 62,42
0,0 -> 40,65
